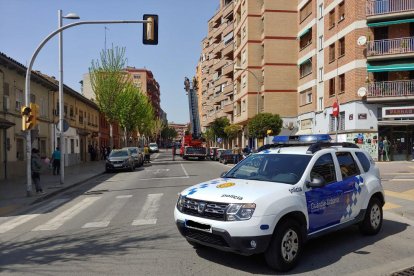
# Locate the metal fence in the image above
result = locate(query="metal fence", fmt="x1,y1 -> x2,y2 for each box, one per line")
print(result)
367,37 -> 414,56
368,80 -> 414,97
367,0 -> 414,16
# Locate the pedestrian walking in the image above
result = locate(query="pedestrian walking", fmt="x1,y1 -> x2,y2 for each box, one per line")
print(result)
51,147 -> 61,175
31,148 -> 43,194
378,137 -> 384,161
144,144 -> 150,163
233,145 -> 241,163
383,136 -> 391,161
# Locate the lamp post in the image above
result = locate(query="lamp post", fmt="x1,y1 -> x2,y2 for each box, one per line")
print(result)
234,66 -> 262,148
24,16 -> 153,196
59,10 -> 80,184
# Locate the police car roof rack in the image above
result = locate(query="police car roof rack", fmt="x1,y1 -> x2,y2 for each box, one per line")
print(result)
306,142 -> 359,154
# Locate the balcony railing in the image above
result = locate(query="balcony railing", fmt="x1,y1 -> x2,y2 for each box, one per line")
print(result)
368,80 -> 414,97
367,37 -> 414,56
366,0 -> 414,16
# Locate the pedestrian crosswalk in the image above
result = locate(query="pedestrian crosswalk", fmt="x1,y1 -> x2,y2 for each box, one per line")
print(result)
0,193 -> 166,235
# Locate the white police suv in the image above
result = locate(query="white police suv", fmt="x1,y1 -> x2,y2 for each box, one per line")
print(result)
174,135 -> 384,271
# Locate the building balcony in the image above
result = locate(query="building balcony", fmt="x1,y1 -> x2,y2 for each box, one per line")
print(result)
212,42 -> 224,57
367,37 -> 414,60
212,58 -> 228,72
222,1 -> 234,19
223,103 -> 234,114
222,62 -> 234,76
222,42 -> 234,59
367,80 -> 414,101
223,22 -> 234,37
366,0 -> 414,20
223,83 -> 234,95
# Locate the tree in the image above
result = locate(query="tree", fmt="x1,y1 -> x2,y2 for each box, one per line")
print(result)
161,126 -> 177,141
247,113 -> 283,139
89,46 -> 129,148
210,117 -> 230,139
202,128 -> 215,144
224,124 -> 242,140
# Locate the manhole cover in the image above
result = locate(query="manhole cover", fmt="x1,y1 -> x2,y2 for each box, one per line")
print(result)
391,266 -> 414,276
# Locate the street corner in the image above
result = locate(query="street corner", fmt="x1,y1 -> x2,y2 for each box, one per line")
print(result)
0,204 -> 23,217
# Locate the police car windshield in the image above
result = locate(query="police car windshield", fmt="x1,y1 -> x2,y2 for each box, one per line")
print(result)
225,154 -> 312,184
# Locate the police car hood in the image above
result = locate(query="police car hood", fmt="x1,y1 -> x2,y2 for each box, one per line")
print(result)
181,178 -> 293,203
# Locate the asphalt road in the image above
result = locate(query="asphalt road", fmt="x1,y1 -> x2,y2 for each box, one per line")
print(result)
0,151 -> 413,276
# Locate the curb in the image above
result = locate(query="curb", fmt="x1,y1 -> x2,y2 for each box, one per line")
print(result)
30,171 -> 105,205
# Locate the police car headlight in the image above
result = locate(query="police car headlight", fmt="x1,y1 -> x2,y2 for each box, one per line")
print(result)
176,194 -> 185,212
226,203 -> 256,221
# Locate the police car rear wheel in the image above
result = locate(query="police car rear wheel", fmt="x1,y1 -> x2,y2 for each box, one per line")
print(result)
265,219 -> 302,272
359,197 -> 383,235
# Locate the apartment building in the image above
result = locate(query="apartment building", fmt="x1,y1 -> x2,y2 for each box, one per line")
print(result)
199,0 -> 298,148
366,0 -> 414,160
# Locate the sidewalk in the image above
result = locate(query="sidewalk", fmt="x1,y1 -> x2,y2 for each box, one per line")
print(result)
0,160 -> 105,216
376,160 -> 414,175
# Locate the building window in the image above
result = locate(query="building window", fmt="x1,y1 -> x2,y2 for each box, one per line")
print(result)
79,110 -> 83,124
300,1 -> 312,22
70,106 -> 74,118
329,114 -> 336,132
71,139 -> 75,154
300,59 -> 312,78
319,67 -> 324,82
300,88 -> 313,106
319,35 -> 324,51
329,9 -> 335,29
242,100 -> 246,112
242,49 -> 247,64
242,74 -> 247,88
339,111 -> 345,131
338,1 -> 345,22
338,37 -> 345,57
40,98 -> 47,118
329,78 -> 335,96
16,138 -> 24,161
329,43 -> 335,62
339,74 -> 345,93
242,25 -> 246,38
300,29 -> 312,50
319,3 -> 324,19
15,88 -> 23,111
64,105 -> 68,118
318,97 -> 323,111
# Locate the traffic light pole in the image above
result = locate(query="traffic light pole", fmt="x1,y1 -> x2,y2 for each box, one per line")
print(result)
24,18 -> 150,196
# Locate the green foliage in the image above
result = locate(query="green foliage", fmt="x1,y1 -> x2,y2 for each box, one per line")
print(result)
202,128 -> 215,142
161,126 -> 178,140
224,124 -> 242,140
210,117 -> 230,138
247,113 -> 283,139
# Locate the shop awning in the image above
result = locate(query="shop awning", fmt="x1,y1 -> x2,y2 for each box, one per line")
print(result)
367,62 -> 414,72
297,28 -> 310,39
298,58 -> 311,66
0,118 -> 15,129
294,129 -> 313,135
368,18 -> 414,27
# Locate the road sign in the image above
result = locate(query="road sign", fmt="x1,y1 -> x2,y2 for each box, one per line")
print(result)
56,119 -> 69,132
332,101 -> 339,117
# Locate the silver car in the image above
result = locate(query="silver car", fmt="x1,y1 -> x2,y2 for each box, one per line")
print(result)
123,147 -> 144,168
106,149 -> 135,173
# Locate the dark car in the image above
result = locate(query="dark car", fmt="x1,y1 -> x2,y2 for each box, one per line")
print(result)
106,149 -> 135,173
123,147 -> 144,168
219,150 -> 243,164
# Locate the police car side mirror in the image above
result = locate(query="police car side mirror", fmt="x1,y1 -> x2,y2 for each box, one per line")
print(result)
220,171 -> 228,177
307,177 -> 326,188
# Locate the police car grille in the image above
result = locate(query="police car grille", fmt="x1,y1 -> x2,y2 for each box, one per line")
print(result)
185,228 -> 229,247
182,199 -> 228,221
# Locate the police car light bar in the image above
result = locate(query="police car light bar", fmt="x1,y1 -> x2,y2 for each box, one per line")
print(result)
272,134 -> 332,143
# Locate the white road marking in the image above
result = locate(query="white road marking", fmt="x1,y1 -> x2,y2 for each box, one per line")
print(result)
0,198 -> 70,234
82,195 -> 132,228
180,163 -> 189,178
132,193 -> 163,226
139,176 -> 189,181
33,197 -> 100,231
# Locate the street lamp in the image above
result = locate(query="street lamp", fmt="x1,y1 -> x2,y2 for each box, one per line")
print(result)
234,66 -> 262,115
58,10 -> 80,185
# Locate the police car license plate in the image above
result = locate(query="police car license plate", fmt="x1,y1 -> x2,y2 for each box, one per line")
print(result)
185,220 -> 212,233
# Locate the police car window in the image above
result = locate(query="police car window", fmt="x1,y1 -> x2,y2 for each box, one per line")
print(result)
310,153 -> 336,184
336,152 -> 360,178
355,152 -> 371,172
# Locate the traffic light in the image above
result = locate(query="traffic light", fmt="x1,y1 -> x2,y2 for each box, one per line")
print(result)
20,103 -> 39,131
143,14 -> 158,45
21,105 -> 31,131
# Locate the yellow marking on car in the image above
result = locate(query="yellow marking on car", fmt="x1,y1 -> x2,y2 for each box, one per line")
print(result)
216,182 -> 235,188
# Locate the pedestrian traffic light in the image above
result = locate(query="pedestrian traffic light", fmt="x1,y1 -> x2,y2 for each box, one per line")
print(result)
20,103 -> 39,131
143,14 -> 158,45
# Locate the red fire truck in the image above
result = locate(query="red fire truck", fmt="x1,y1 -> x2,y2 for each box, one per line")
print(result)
180,134 -> 207,160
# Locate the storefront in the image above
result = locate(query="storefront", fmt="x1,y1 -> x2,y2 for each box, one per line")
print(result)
378,106 -> 414,161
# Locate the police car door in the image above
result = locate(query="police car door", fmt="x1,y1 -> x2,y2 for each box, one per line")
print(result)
305,153 -> 345,234
335,151 -> 364,223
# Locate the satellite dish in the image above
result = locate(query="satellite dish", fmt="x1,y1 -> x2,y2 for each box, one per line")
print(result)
357,87 -> 367,97
357,36 -> 367,46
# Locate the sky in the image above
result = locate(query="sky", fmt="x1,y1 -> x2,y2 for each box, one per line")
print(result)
0,0 -> 219,123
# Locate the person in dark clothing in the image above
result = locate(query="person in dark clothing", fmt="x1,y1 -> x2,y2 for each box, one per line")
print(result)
31,148 -> 43,194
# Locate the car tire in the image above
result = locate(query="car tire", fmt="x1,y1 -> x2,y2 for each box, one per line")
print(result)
130,164 -> 134,172
359,197 -> 383,235
223,160 -> 227,165
265,219 -> 303,272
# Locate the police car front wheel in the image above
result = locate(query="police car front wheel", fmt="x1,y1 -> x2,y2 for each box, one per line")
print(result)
265,219 -> 303,272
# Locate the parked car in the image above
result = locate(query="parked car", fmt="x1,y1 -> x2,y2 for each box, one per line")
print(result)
123,147 -> 144,168
219,150 -> 243,164
208,147 -> 220,160
105,149 -> 135,173
216,149 -> 230,161
149,143 -> 159,153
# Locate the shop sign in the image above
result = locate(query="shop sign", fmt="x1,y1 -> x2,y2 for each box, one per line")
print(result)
301,119 -> 312,129
358,113 -> 367,120
382,106 -> 414,118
